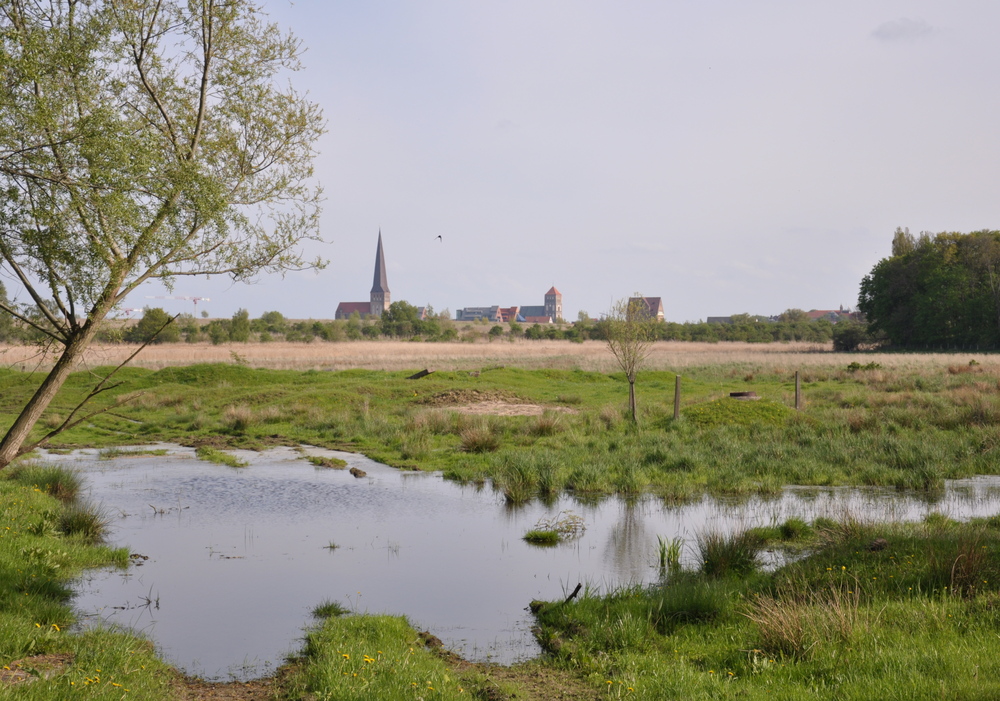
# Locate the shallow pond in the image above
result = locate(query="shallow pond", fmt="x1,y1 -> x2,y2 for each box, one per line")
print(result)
57,445 -> 1000,681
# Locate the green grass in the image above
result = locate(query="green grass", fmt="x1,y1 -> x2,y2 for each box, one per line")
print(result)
193,445 -> 249,467
0,466 -> 175,700
283,614 -> 473,700
97,447 -> 169,460
4,362 -> 1000,499
305,455 -> 348,469
6,358 -> 1000,698
523,529 -> 560,545
532,516 -> 1000,699
7,464 -> 81,502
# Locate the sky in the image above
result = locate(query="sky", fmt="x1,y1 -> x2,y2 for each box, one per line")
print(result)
133,1 -> 1000,322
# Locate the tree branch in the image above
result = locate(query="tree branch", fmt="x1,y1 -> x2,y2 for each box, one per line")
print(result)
18,313 -> 178,454
0,239 -> 69,342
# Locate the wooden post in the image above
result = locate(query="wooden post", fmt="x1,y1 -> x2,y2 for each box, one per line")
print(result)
795,370 -> 801,410
673,375 -> 681,420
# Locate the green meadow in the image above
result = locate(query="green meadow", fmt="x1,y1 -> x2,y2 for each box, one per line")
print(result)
2,356 -> 1000,698
3,360 -> 1000,500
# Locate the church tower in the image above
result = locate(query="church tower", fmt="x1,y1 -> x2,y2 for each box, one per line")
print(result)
370,231 -> 390,317
544,287 -> 562,322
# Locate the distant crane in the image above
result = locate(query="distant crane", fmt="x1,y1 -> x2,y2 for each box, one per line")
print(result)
145,295 -> 211,312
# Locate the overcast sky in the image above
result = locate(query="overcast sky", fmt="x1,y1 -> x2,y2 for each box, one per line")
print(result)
133,1 -> 1000,322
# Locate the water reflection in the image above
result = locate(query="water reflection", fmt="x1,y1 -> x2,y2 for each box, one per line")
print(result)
56,445 -> 1000,682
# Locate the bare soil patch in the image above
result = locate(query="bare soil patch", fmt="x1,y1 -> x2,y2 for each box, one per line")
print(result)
421,389 -> 522,406
454,401 -> 574,416
420,389 -> 573,416
466,663 -> 603,701
170,677 -> 274,700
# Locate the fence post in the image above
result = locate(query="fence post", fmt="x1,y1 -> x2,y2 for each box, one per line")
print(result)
673,375 -> 681,420
795,370 -> 801,410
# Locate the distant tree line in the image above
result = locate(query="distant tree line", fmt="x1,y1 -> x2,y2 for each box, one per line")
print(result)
858,228 -> 1000,350
0,295 -> 845,346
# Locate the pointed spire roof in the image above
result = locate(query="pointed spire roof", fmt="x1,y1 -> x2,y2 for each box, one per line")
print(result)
371,230 -> 389,294
546,286 -> 561,296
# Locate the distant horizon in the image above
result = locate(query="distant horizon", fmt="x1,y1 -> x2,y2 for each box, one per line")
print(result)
98,3 -> 1000,324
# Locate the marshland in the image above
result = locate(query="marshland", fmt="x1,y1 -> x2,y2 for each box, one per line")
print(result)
3,341 -> 1000,699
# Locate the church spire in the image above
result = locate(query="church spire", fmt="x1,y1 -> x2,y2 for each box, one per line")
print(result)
370,230 -> 390,316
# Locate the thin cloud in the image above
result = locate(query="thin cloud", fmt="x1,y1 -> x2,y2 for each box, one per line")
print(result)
872,18 -> 934,42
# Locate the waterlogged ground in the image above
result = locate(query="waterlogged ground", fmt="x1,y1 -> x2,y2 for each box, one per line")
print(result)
54,445 -> 1000,681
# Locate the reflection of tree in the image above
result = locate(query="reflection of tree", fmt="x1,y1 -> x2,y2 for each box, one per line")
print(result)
603,501 -> 652,580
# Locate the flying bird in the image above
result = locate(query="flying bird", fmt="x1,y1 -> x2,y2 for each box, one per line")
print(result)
435,235 -> 442,242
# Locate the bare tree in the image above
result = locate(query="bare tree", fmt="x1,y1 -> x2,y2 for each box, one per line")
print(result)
604,296 -> 657,423
0,0 -> 324,468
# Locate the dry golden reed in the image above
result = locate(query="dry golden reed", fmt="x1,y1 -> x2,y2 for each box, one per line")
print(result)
2,340 -> 999,373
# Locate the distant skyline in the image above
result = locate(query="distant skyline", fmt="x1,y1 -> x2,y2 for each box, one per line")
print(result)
128,1 -> 1000,322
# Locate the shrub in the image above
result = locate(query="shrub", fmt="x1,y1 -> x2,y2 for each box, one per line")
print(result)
126,307 -> 181,344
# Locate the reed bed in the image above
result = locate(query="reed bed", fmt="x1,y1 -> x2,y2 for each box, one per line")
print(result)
3,339 -> 998,373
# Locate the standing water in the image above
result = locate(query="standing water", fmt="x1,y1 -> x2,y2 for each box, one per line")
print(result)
58,445 -> 1000,681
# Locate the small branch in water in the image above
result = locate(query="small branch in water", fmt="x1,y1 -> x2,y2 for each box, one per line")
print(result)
564,583 -> 582,604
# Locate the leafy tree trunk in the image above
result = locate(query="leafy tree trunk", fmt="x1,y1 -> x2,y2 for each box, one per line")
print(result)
0,0 -> 324,468
0,327 -> 97,467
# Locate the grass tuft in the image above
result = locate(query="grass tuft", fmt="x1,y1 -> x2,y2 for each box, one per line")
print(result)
58,502 -> 111,543
195,445 -> 249,467
7,464 -> 81,501
459,426 -> 501,453
523,529 -> 560,545
312,599 -> 349,619
697,529 -> 763,578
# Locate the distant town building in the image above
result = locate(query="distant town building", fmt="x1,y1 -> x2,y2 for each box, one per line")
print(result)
335,232 -> 391,320
628,296 -> 664,322
457,287 -> 563,323
805,308 -> 853,323
707,307 -> 859,324
456,306 -> 503,322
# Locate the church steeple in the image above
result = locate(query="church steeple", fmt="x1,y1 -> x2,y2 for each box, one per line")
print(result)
370,230 -> 390,317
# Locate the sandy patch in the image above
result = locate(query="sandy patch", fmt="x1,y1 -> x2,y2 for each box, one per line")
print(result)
451,401 -> 575,416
